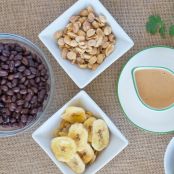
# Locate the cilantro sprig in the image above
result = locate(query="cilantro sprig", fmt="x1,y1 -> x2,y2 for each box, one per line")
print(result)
169,25 -> 174,36
146,15 -> 174,38
146,15 -> 166,37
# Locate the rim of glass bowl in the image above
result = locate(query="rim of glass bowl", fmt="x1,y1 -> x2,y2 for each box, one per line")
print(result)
0,33 -> 54,137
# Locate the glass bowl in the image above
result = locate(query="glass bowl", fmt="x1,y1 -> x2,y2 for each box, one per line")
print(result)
0,33 -> 54,137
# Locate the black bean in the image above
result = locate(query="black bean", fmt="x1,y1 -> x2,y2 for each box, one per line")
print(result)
24,69 -> 31,76
0,70 -> 8,77
20,89 -> 27,95
9,103 -> 16,112
10,118 -> 16,123
12,79 -> 18,87
21,115 -> 27,123
27,74 -> 35,79
0,56 -> 7,61
29,67 -> 37,74
31,108 -> 38,115
7,90 -> 14,96
14,60 -> 21,67
2,50 -> 10,57
7,82 -> 12,88
1,85 -> 8,92
25,94 -> 32,101
22,57 -> 28,66
16,106 -> 22,113
18,66 -> 25,72
17,100 -> 24,106
9,61 -> 15,72
1,79 -> 6,85
20,76 -> 26,83
8,74 -> 14,80
13,87 -> 20,93
0,42 -> 49,129
0,116 -> 3,124
1,64 -> 9,70
35,77 -> 40,83
11,95 -> 16,102
31,95 -> 37,104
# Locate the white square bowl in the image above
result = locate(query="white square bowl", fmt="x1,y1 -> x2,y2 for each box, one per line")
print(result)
32,90 -> 128,174
39,0 -> 134,88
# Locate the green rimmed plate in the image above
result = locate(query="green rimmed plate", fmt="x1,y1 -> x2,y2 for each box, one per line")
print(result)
117,46 -> 174,133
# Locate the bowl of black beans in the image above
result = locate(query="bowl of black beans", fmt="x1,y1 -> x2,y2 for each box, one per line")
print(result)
0,33 -> 54,137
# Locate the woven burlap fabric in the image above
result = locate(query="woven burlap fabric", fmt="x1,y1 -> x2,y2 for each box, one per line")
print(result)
0,0 -> 174,173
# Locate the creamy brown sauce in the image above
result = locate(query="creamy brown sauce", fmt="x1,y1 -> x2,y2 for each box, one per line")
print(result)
134,68 -> 174,109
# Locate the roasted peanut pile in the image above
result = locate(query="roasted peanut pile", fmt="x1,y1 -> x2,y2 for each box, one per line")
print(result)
51,106 -> 110,174
55,6 -> 116,70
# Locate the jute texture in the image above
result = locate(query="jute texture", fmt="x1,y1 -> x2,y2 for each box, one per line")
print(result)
0,0 -> 174,173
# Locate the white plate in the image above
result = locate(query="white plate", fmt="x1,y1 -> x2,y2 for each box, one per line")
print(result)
117,46 -> 174,133
39,0 -> 134,88
164,138 -> 174,174
32,91 -> 128,174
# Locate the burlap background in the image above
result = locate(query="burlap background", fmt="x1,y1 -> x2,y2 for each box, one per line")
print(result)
0,0 -> 174,173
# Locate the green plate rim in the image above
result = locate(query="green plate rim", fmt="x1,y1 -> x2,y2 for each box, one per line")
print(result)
116,45 -> 174,134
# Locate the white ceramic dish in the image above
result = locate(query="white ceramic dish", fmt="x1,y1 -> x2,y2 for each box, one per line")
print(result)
117,46 -> 174,133
164,138 -> 174,174
39,0 -> 134,88
32,91 -> 128,174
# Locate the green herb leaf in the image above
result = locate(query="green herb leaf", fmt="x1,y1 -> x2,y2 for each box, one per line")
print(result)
146,15 -> 165,37
159,24 -> 166,37
169,25 -> 174,36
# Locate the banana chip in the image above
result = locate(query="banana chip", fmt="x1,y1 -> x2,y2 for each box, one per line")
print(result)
78,143 -> 95,164
51,137 -> 77,162
92,119 -> 109,151
62,106 -> 86,123
84,117 -> 96,142
66,154 -> 85,174
51,106 -> 110,174
68,123 -> 88,151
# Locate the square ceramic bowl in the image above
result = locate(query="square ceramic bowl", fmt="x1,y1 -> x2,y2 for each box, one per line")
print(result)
39,0 -> 134,88
32,91 -> 128,174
